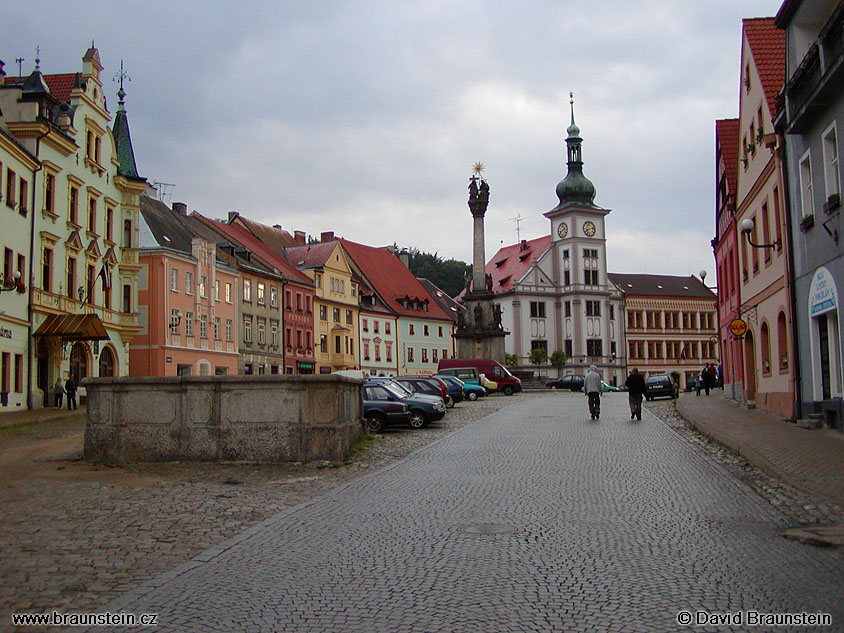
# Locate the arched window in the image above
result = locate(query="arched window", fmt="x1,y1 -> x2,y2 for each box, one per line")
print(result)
70,343 -> 88,383
760,322 -> 771,374
777,312 -> 788,370
99,347 -> 115,377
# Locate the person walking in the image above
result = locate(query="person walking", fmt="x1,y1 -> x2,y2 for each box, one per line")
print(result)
702,364 -> 713,396
53,378 -> 65,409
65,376 -> 77,410
584,364 -> 602,420
624,367 -> 646,421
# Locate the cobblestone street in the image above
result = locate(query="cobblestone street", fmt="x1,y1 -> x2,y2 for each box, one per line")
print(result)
82,393 -> 844,633
0,397 -> 512,633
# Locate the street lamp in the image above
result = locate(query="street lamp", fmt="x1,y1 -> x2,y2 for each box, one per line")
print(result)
739,217 -> 780,249
0,271 -> 24,294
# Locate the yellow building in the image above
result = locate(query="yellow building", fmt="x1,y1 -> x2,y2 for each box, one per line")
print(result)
0,49 -> 146,409
286,234 -> 358,373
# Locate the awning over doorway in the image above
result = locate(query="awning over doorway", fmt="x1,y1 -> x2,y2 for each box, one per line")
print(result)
33,314 -> 109,340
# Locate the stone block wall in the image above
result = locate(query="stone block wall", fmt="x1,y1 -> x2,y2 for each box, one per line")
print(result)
83,375 -> 362,463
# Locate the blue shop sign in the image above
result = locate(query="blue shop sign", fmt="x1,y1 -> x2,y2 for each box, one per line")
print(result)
809,267 -> 838,317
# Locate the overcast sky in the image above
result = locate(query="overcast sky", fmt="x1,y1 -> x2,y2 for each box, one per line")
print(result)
7,0 -> 780,281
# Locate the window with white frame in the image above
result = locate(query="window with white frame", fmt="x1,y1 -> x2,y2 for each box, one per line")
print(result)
185,272 -> 194,295
226,318 -> 233,341
199,276 -> 207,298
270,287 -> 278,308
257,282 -> 265,305
243,279 -> 252,302
185,312 -> 193,336
822,123 -> 840,198
799,151 -> 814,218
244,317 -> 252,342
199,314 -> 207,338
258,320 -> 265,344
225,282 -> 232,303
170,268 -> 178,292
214,280 -> 220,301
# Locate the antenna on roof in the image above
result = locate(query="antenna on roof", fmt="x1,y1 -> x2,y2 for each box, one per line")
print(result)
152,181 -> 175,205
15,58 -> 24,78
509,212 -> 524,241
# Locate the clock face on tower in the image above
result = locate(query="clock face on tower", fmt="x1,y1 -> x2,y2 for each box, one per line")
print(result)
557,223 -> 568,238
583,221 -> 596,237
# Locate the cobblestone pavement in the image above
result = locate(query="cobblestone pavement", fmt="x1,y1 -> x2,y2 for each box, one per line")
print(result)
647,398 -> 844,528
0,397 -> 513,633
89,393 -> 844,633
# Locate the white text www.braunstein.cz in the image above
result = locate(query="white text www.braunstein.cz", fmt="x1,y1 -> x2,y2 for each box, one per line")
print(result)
11,611 -> 158,627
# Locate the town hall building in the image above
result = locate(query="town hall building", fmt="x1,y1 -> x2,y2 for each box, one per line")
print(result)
483,104 -> 716,387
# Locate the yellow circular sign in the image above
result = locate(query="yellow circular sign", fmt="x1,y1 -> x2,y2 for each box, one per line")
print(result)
729,318 -> 748,338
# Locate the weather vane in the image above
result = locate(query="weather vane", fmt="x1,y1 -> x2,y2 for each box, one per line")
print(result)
114,60 -> 131,104
471,162 -> 485,181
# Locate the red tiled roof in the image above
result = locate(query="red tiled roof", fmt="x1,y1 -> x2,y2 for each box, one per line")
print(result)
230,214 -> 299,251
484,235 -> 551,294
195,214 -> 311,285
43,73 -> 78,102
716,118 -> 739,200
285,242 -> 338,269
4,73 -> 78,103
743,18 -> 785,118
339,239 -> 452,321
608,273 -> 715,299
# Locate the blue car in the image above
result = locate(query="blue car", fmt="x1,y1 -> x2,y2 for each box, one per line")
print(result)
436,374 -> 484,401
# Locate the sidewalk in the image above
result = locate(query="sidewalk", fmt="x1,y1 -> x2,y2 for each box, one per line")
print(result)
677,391 -> 844,507
0,405 -> 86,430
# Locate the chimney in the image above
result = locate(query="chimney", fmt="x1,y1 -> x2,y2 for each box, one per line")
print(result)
320,231 -> 335,243
294,230 -> 306,245
520,239 -> 527,251
227,211 -> 238,224
399,250 -> 410,268
172,202 -> 187,216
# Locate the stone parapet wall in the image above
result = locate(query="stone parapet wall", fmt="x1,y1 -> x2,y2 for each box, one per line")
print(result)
84,375 -> 362,463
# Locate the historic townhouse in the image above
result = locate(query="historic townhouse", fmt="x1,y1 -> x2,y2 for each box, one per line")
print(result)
131,194 -> 239,376
775,0 -> 844,430
340,240 -> 453,377
714,118 -> 745,402
191,213 -> 316,375
0,109 -> 39,410
286,234 -> 358,374
482,108 -> 626,385
608,274 -> 717,389
417,277 -> 461,360
0,48 -> 145,409
339,240 -> 400,377
731,18 -> 794,417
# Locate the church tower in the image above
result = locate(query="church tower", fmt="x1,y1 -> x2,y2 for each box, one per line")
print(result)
543,96 -> 619,376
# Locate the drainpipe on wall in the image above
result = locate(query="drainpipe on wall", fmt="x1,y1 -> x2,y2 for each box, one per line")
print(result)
776,132 -> 802,421
280,278 -> 287,373
26,130 -> 47,410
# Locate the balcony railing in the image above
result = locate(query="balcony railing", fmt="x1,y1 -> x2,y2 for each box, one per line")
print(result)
31,288 -> 139,330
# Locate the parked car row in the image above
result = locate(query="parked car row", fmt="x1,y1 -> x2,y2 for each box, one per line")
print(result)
362,371 -> 490,433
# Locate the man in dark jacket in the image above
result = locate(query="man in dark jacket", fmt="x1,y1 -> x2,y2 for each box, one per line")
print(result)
65,376 -> 77,410
625,368 -> 646,420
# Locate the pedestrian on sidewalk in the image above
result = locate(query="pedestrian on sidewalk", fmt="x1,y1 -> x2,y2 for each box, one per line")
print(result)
702,364 -> 713,396
695,372 -> 702,396
584,364 -> 602,420
624,367 -> 646,420
53,378 -> 65,409
65,376 -> 77,410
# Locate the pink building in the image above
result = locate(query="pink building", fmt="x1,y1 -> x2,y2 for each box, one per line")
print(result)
714,117 -> 745,400
130,194 -> 239,376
